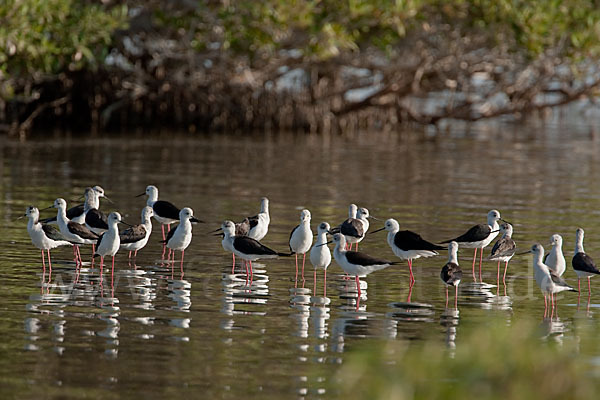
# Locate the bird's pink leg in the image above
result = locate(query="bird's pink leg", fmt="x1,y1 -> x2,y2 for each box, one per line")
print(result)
128,251 -> 132,259
110,255 -> 116,287
471,248 -> 477,281
588,276 -> 592,295
408,259 -> 414,283
313,269 -> 317,294
445,286 -> 449,308
167,224 -> 171,232
355,276 -> 361,297
455,285 -> 459,309
99,256 -> 104,285
231,253 -> 236,274
497,260 -> 500,285
478,248 -> 483,282
355,243 -> 358,251
134,249 -> 138,257
324,270 -> 327,297
295,254 -> 299,282
161,224 -> 165,241
41,250 -> 46,274
407,280 -> 414,303
503,261 -> 509,285
301,254 -> 306,280
249,261 -> 254,284
180,250 -> 185,269
543,294 -> 548,318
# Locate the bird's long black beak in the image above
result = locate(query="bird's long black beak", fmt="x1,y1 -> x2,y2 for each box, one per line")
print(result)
135,192 -> 146,198
213,232 -> 224,237
39,205 -> 54,212
190,217 -> 205,224
490,229 -> 500,233
120,220 -> 134,227
500,218 -> 511,224
16,214 -> 26,220
368,216 -> 381,221
370,227 -> 385,234
208,227 -> 223,234
103,196 -> 114,204
516,249 -> 531,255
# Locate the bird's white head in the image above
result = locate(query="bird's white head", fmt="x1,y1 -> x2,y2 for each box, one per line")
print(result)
332,233 -> 347,248
349,204 -> 358,218
357,207 -> 370,219
25,205 -> 39,221
317,222 -> 331,234
53,198 -> 67,210
93,186 -> 106,198
499,222 -> 513,237
448,241 -> 459,258
487,209 -> 501,224
260,197 -> 269,211
142,206 -> 154,220
179,207 -> 194,220
222,220 -> 236,236
108,212 -> 122,225
146,185 -> 158,197
576,228 -> 585,243
550,234 -> 562,247
300,209 -> 311,222
531,243 -> 544,257
383,218 -> 400,232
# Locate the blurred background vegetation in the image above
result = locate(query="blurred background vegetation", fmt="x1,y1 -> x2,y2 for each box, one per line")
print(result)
2,0 -> 600,136
332,318 -> 600,400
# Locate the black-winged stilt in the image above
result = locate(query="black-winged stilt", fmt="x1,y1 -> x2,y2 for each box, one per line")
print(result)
309,222 -> 332,296
289,209 -> 313,282
137,185 -> 202,241
371,218 -> 444,284
120,206 -> 154,258
441,241 -> 462,309
544,234 -> 566,277
572,228 -> 600,297
441,209 -> 503,282
22,206 -> 72,278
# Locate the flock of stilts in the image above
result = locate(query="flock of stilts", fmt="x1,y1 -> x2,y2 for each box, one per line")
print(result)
22,185 -> 600,313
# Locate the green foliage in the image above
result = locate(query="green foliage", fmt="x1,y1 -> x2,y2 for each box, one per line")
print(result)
196,0 -> 600,60
334,319 -> 600,400
0,0 -> 127,81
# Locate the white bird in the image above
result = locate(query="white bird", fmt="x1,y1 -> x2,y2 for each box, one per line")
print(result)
51,198 -> 100,266
371,218 -> 444,284
247,197 -> 270,241
525,243 -> 577,317
220,220 -> 284,280
137,185 -> 202,241
310,222 -> 332,296
40,185 -> 109,225
544,234 -> 566,277
84,186 -> 110,237
328,233 -> 398,309
22,205 -> 71,275
440,241 -> 462,309
94,212 -> 128,279
289,209 -> 313,281
441,209 -> 504,282
572,228 -> 600,296
161,207 -> 195,269
488,222 -> 517,286
335,207 -> 375,251
120,206 -> 154,258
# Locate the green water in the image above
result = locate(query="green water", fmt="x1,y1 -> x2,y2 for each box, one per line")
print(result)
1,126 -> 600,398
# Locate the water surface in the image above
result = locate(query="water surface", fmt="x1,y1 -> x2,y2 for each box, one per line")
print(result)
2,125 -> 600,398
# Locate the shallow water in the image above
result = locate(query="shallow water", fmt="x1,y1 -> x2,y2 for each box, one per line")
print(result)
2,125 -> 600,398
